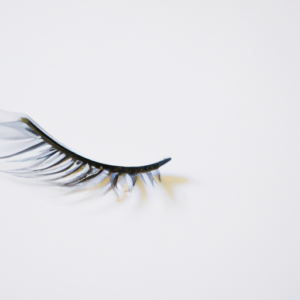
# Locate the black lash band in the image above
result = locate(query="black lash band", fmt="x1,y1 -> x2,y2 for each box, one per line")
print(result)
0,109 -> 171,199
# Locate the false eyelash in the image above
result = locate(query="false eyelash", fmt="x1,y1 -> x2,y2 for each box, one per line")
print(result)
0,109 -> 171,199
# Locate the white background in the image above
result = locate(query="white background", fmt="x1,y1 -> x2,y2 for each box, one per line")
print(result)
0,1 -> 300,299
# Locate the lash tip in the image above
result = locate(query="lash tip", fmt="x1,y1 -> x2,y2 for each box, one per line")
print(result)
159,157 -> 172,167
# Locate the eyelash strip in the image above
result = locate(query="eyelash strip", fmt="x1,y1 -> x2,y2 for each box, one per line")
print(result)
0,109 -> 171,199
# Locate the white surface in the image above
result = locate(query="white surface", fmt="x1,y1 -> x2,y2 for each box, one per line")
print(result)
0,1 -> 300,299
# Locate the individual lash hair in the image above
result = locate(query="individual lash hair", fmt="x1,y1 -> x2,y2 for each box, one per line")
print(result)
0,109 -> 171,199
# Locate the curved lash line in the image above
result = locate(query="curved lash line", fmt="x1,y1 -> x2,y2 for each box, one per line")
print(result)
0,109 -> 172,198
22,118 -> 171,174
